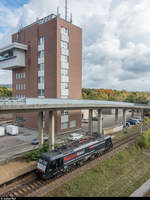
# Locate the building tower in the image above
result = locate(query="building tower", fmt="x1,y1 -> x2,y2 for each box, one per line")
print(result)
0,13 -> 82,134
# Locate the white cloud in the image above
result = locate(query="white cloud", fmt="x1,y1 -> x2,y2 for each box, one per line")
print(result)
0,33 -> 3,40
0,0 -> 150,91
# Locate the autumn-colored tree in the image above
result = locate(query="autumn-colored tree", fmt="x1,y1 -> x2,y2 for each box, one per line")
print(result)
82,88 -> 149,104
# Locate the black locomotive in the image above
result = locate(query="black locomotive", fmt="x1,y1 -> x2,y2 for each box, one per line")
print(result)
36,135 -> 113,179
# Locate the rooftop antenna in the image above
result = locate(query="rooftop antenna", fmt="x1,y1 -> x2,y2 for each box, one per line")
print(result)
57,7 -> 60,17
65,0 -> 68,21
18,23 -> 23,31
70,13 -> 72,23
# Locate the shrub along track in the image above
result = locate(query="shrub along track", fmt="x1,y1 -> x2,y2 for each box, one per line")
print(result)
0,133 -> 140,197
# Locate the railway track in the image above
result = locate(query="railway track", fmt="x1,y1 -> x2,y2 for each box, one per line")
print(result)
0,133 -> 140,197
144,188 -> 150,197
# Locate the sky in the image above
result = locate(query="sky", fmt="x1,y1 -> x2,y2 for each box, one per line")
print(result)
0,0 -> 150,91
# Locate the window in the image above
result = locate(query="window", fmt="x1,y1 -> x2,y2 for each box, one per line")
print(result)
61,55 -> 69,63
38,50 -> 44,58
61,27 -> 69,36
16,116 -> 26,122
70,120 -> 76,128
8,50 -> 13,57
41,50 -> 44,57
61,82 -> 68,89
38,89 -> 45,97
61,69 -> 68,76
61,110 -> 68,116
38,63 -> 44,71
16,73 -> 26,80
38,77 -> 44,83
61,122 -> 68,130
22,72 -> 26,79
39,37 -> 45,45
21,73 -> 23,79
61,41 -> 69,49
41,89 -> 44,96
23,84 -> 26,90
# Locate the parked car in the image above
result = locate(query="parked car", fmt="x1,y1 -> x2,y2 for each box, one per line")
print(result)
126,122 -> 130,127
82,118 -> 89,123
68,133 -> 83,141
32,135 -> 48,145
130,118 -> 140,124
128,119 -> 138,125
132,118 -> 142,122
92,117 -> 98,121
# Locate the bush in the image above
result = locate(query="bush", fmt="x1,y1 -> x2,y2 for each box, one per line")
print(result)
25,143 -> 60,161
138,129 -> 150,149
25,150 -> 41,161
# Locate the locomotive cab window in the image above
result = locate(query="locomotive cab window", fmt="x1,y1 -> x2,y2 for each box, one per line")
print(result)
38,159 -> 48,166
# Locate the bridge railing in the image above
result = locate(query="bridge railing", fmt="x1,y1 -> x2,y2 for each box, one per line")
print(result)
0,97 -> 26,105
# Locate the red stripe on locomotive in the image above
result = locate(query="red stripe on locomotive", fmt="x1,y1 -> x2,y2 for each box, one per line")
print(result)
89,145 -> 94,149
79,139 -> 88,144
64,153 -> 78,162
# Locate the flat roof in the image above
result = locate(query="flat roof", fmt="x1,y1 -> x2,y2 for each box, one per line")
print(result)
0,42 -> 28,54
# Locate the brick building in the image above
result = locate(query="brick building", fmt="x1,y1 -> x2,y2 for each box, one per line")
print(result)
0,14 -> 82,134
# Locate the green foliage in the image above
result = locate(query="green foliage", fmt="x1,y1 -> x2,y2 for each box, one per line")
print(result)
82,88 -> 149,104
0,87 -> 12,97
138,129 -> 150,149
25,142 -> 60,161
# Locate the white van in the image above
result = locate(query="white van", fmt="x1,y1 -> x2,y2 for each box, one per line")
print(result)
6,125 -> 19,136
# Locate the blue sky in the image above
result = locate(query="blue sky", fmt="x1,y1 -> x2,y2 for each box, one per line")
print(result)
1,0 -> 29,8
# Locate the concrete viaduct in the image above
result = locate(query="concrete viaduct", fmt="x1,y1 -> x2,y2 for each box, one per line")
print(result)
0,98 -> 150,150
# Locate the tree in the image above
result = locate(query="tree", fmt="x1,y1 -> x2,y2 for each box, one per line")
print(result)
0,87 -> 12,97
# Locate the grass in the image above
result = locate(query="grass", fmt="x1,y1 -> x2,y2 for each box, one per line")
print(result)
45,145 -> 150,197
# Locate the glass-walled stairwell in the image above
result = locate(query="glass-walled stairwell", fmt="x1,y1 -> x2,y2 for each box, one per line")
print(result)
60,27 -> 69,130
38,37 -> 45,98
